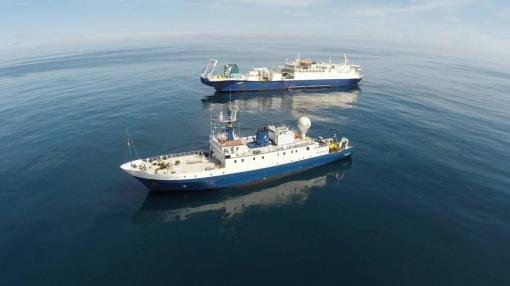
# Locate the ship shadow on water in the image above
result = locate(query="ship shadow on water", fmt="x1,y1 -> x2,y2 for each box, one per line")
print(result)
202,86 -> 361,105
132,158 -> 352,224
201,87 -> 360,123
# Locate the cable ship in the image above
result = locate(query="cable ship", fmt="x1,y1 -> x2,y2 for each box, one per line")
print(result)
200,54 -> 363,92
120,101 -> 353,191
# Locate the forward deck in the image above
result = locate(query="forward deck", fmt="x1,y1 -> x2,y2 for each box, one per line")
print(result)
121,151 -> 222,176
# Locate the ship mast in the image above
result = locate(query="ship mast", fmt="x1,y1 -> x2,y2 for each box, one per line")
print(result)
218,100 -> 239,141
209,103 -> 216,137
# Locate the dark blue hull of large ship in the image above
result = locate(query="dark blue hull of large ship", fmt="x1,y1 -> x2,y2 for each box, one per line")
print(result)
136,149 -> 353,191
200,77 -> 362,92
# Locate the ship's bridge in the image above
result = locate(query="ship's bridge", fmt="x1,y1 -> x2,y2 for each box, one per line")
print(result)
208,124 -> 315,164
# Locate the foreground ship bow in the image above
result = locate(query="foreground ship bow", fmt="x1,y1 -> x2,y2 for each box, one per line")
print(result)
121,103 -> 353,191
200,54 -> 363,92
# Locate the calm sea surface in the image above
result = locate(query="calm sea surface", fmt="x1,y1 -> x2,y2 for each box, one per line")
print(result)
1,42 -> 510,285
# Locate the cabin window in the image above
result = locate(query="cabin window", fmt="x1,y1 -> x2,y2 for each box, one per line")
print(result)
241,159 -> 244,162
262,156 -> 264,159
306,147 -> 310,150
283,152 -> 286,155
234,160 -> 237,163
253,157 -> 256,160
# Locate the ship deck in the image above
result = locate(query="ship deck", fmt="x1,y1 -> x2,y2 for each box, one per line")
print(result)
122,151 -> 223,175
122,137 -> 320,177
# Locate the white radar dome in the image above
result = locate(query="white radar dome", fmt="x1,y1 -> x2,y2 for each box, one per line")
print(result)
297,117 -> 311,137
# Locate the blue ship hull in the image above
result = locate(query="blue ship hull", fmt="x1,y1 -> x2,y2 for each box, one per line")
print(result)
201,77 -> 362,92
135,149 -> 353,191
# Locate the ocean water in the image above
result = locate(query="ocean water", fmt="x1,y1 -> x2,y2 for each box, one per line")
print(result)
1,42 -> 510,285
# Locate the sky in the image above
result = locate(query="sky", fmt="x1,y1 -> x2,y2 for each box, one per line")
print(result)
0,0 -> 509,61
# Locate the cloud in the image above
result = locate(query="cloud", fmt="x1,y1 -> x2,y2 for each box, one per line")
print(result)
357,0 -> 470,16
239,0 -> 321,8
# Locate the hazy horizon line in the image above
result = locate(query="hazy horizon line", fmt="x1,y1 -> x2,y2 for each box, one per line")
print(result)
0,33 -> 508,68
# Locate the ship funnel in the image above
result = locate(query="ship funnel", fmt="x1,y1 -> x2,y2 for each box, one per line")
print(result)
297,117 -> 311,138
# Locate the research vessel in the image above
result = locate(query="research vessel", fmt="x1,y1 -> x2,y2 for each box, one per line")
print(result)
200,54 -> 363,92
120,101 -> 353,191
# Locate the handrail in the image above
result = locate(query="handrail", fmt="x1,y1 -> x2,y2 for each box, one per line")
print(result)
142,150 -> 207,163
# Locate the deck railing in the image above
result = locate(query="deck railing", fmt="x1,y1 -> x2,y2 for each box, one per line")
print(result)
143,150 -> 207,163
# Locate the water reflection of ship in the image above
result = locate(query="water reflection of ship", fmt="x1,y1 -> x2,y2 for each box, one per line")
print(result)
133,159 -> 352,223
202,87 -> 360,122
